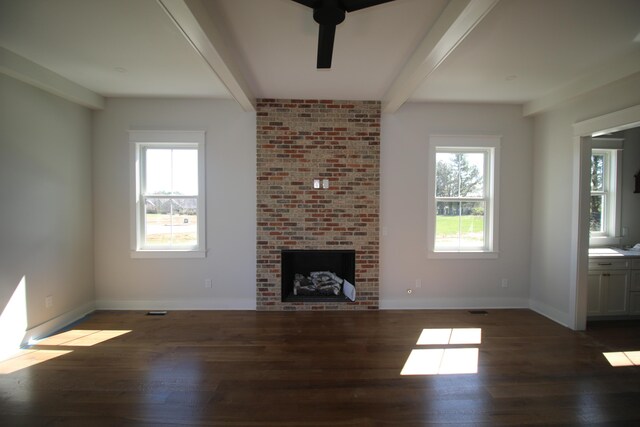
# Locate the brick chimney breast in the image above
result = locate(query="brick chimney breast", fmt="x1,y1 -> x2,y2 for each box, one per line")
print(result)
256,99 -> 380,311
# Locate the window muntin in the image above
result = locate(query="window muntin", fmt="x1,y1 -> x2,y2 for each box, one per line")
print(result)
129,131 -> 205,258
427,136 -> 500,258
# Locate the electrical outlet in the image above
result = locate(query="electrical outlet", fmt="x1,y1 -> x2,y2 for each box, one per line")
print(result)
415,279 -> 422,288
501,279 -> 509,288
45,295 -> 53,308
204,279 -> 212,289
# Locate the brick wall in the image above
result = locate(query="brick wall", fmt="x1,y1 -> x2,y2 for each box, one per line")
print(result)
256,99 -> 380,310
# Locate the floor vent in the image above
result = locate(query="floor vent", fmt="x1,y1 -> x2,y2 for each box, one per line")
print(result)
146,311 -> 167,316
468,310 -> 488,315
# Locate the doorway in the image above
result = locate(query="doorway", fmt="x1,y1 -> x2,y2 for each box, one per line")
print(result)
571,104 -> 640,330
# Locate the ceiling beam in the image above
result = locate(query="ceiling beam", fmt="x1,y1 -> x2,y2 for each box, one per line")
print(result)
382,0 -> 499,113
523,51 -> 640,117
158,0 -> 255,112
0,46 -> 105,110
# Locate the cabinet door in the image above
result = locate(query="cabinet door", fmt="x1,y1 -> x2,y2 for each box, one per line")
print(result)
587,272 -> 603,316
630,292 -> 640,315
603,271 -> 629,315
630,270 -> 640,292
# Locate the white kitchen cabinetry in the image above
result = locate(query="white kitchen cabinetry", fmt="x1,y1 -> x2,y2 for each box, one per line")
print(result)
629,259 -> 640,315
587,258 -> 630,317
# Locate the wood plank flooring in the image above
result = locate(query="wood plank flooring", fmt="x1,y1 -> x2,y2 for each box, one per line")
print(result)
1,309 -> 639,426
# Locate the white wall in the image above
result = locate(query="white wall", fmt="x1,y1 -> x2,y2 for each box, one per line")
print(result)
530,73 -> 640,326
0,74 -> 94,350
92,98 -> 256,309
380,103 -> 533,309
621,127 -> 640,247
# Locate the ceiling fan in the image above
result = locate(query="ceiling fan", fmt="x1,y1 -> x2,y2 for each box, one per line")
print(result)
292,0 -> 395,69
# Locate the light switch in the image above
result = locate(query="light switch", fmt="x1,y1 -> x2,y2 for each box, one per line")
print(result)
322,179 -> 329,189
313,179 -> 320,189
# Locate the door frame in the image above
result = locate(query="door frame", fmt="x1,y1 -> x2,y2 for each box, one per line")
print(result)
570,104 -> 640,330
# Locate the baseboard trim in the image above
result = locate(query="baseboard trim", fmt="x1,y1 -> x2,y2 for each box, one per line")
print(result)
528,299 -> 571,328
95,299 -> 256,311
379,297 -> 529,310
24,301 -> 96,345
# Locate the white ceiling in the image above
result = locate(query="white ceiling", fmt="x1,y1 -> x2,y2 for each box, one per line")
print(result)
1,0 -> 639,113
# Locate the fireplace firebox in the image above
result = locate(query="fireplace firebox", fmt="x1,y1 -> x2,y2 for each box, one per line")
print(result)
281,250 -> 355,302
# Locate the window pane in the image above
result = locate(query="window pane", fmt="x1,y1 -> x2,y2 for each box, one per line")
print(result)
435,152 -> 484,198
436,153 -> 459,197
590,154 -> 605,191
590,194 -> 604,233
170,198 -> 198,247
435,201 -> 460,249
435,201 -> 485,250
145,148 -> 198,195
172,149 -> 198,195
145,149 -> 172,194
144,197 -> 198,247
459,202 -> 485,248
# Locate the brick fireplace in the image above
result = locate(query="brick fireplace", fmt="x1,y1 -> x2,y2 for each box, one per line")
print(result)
256,99 -> 380,310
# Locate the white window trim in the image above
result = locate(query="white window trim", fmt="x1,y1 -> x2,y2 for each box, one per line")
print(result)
589,140 -> 622,247
427,135 -> 500,259
129,130 -> 206,259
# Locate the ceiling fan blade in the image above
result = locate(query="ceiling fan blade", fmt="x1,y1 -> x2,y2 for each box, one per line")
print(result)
317,23 -> 336,68
341,0 -> 395,13
291,0 -> 319,8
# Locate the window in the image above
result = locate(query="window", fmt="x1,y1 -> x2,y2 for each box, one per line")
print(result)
129,131 -> 205,258
589,144 -> 622,245
427,136 -> 500,258
590,151 -> 608,235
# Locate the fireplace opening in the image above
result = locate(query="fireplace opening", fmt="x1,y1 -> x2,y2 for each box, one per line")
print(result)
281,250 -> 355,302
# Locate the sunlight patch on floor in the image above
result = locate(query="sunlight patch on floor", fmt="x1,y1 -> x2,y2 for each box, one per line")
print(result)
34,329 -> 131,347
401,348 -> 479,375
0,329 -> 131,375
0,349 -> 72,374
417,328 -> 482,345
603,351 -> 640,367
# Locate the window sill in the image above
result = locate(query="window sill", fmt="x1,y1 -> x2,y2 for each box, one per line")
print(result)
130,250 -> 206,259
589,236 -> 621,247
427,251 -> 499,260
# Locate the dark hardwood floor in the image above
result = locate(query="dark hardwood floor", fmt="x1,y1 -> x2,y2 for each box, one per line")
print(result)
1,309 -> 639,426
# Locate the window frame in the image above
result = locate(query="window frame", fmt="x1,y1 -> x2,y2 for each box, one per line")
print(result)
427,135 -> 500,259
129,130 -> 206,258
589,140 -> 622,247
589,150 -> 608,237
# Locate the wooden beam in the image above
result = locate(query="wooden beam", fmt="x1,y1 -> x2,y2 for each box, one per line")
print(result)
158,0 -> 255,112
382,0 -> 499,113
524,52 -> 640,117
0,47 -> 105,110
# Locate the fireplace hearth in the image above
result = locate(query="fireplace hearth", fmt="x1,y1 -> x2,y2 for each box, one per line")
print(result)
281,250 -> 355,303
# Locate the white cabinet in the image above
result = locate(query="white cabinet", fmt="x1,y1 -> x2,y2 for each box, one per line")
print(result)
587,270 -> 629,316
588,254 -> 640,318
630,267 -> 640,315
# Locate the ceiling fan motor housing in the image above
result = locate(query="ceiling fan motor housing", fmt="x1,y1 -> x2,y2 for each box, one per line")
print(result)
313,0 -> 346,26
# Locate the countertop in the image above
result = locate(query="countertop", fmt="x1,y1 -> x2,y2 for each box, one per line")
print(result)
589,247 -> 640,258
